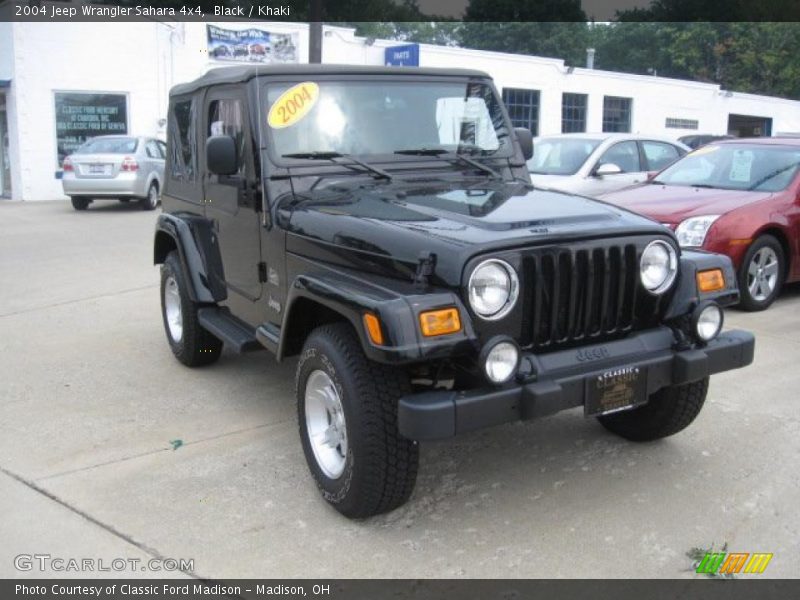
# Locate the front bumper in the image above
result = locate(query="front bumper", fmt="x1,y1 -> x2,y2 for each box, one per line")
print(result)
398,327 -> 754,441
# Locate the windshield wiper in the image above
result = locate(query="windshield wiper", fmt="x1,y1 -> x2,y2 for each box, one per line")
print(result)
747,161 -> 800,191
394,148 -> 500,179
282,151 -> 392,181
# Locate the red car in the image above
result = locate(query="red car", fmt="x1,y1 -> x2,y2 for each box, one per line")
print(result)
601,138 -> 800,310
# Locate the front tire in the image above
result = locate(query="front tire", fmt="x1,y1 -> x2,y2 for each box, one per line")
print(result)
160,252 -> 222,367
598,377 -> 709,442
140,182 -> 159,211
296,323 -> 419,518
737,235 -> 784,311
70,196 -> 90,211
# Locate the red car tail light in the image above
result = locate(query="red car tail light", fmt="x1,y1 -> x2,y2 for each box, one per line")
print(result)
62,157 -> 73,172
121,157 -> 139,172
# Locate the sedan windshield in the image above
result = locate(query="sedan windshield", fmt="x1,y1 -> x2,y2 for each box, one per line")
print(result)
528,138 -> 602,175
654,144 -> 800,192
77,137 -> 138,154
265,80 -> 511,160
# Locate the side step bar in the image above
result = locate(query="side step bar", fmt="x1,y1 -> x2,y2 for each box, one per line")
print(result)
197,307 -> 264,353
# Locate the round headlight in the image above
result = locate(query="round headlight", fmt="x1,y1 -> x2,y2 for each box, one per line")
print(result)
694,302 -> 723,342
481,339 -> 520,384
468,259 -> 519,320
640,240 -> 678,294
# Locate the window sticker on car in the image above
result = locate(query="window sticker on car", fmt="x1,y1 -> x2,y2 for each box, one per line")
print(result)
690,144 -> 719,156
267,82 -> 319,129
729,149 -> 754,182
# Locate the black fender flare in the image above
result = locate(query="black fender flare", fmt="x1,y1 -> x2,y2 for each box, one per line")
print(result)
153,213 -> 227,304
277,268 -> 477,365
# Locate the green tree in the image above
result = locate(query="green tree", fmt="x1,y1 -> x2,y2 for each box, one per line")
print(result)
351,22 -> 461,46
464,0 -> 585,21
618,0 -> 800,21
458,22 -> 591,65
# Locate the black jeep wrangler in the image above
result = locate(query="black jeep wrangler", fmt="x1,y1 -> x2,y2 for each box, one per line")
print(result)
154,65 -> 754,518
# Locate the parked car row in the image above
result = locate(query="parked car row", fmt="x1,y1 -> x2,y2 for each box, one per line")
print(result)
528,133 -> 800,311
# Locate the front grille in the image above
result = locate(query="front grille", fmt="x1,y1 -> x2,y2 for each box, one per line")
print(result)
520,240 -> 665,351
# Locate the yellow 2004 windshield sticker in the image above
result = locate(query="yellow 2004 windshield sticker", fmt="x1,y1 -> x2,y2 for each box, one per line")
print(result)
267,82 -> 319,129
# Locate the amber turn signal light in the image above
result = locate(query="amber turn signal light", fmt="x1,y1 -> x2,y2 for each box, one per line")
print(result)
419,308 -> 462,337
697,268 -> 725,293
363,313 -> 385,346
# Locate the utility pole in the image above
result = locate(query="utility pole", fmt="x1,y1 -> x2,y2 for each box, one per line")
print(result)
309,0 -> 322,64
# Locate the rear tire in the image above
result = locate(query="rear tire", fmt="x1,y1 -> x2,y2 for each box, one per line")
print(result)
737,235 -> 784,311
296,323 -> 418,518
598,377 -> 709,442
70,196 -> 90,211
140,182 -> 159,211
160,251 -> 222,367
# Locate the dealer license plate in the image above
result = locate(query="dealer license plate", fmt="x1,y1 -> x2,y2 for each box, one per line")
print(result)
89,163 -> 110,175
584,366 -> 647,416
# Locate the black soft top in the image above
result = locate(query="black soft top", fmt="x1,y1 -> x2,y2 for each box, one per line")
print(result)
169,63 -> 492,96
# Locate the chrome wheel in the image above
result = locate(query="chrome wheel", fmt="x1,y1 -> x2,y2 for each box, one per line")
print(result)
164,275 -> 183,343
304,369 -> 348,479
747,247 -> 779,302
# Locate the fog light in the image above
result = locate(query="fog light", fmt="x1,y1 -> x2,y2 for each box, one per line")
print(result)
693,302 -> 723,342
480,337 -> 520,384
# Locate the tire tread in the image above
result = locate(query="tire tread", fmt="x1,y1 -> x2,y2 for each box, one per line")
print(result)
297,323 -> 418,518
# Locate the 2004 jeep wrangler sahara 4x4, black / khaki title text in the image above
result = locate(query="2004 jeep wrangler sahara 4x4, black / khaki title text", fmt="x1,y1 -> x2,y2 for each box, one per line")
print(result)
154,65 -> 755,518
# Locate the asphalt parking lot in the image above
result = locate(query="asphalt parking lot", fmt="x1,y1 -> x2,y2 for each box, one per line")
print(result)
1,199 -> 798,579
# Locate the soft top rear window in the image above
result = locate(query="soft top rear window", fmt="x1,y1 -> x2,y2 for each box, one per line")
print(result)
77,137 -> 138,154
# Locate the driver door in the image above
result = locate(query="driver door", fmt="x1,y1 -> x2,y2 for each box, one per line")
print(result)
203,87 -> 263,305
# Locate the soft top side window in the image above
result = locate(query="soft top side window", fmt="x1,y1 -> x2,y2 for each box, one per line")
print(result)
208,98 -> 246,177
169,97 -> 196,181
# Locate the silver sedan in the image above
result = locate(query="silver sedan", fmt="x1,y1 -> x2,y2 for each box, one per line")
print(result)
62,135 -> 165,211
528,133 -> 690,197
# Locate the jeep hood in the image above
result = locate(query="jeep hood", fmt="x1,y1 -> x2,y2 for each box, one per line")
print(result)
281,179 -> 666,286
600,183 -> 774,224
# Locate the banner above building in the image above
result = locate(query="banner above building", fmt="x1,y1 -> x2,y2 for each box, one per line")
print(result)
207,25 -> 298,64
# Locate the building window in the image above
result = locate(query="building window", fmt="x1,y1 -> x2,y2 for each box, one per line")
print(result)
666,117 -> 699,130
561,93 -> 588,133
53,92 -> 128,168
502,88 -> 540,136
602,96 -> 632,133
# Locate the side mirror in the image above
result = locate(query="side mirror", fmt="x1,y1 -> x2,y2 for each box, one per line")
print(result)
206,135 -> 237,176
514,127 -> 533,161
595,163 -> 623,177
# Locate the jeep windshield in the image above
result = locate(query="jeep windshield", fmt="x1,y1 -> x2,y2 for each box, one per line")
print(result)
264,79 -> 512,164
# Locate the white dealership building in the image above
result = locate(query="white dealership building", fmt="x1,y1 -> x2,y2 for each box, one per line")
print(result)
1,12 -> 800,201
